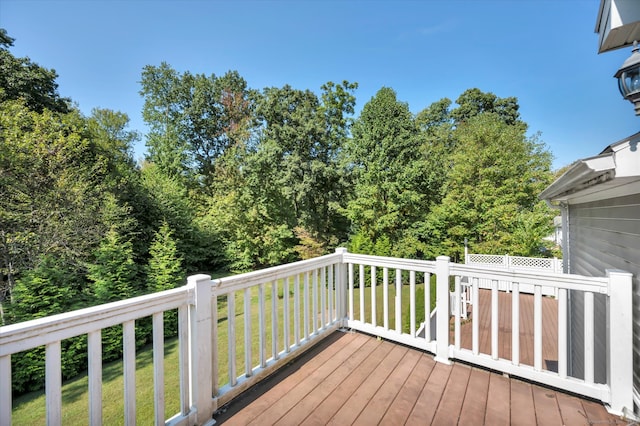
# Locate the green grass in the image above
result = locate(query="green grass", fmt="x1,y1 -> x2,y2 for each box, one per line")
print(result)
12,338 -> 182,425
11,271 -> 436,425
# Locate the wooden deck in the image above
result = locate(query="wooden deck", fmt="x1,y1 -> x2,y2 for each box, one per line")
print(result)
213,291 -> 624,425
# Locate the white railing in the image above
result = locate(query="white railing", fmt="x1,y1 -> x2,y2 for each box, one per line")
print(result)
466,253 -> 563,296
0,249 -> 634,423
0,251 -> 346,426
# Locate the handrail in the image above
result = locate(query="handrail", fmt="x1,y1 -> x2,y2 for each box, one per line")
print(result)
0,286 -> 191,355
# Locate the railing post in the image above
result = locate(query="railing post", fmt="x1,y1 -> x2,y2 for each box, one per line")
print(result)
187,274 -> 215,426
335,248 -> 348,327
435,256 -> 452,364
606,269 -> 633,417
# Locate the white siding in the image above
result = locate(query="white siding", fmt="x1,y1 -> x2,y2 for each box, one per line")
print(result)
567,194 -> 640,401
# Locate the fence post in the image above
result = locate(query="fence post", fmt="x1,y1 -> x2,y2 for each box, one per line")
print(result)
187,274 -> 215,425
606,269 -> 633,417
335,248 -> 348,328
435,256 -> 452,364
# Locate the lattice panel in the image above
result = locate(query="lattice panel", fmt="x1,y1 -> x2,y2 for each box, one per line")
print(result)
510,256 -> 553,269
466,254 -> 505,265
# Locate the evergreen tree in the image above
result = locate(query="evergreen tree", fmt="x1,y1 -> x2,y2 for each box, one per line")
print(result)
146,221 -> 184,336
146,221 -> 184,293
88,229 -> 138,303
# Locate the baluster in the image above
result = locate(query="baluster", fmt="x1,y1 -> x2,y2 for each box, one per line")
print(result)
123,320 -> 136,425
454,275 -> 461,349
312,269 -> 318,334
320,267 -> 326,329
383,268 -> 389,330
178,304 -> 189,415
0,355 -> 11,426
511,283 -> 520,366
45,341 -> 62,426
359,264 -> 365,322
395,269 -> 402,333
244,287 -> 252,376
425,273 -> 431,341
303,272 -> 309,341
294,274 -> 300,347
212,294 -> 219,395
557,288 -> 567,378
88,330 -> 102,425
328,265 -> 334,322
371,266 -> 377,328
472,277 -> 479,355
152,313 -> 164,426
410,270 -> 416,336
491,280 -> 498,360
348,263 -> 354,321
534,286 -> 542,371
271,281 -> 278,360
259,282 -> 266,368
228,292 -> 237,385
584,291 -> 594,383
284,277 -> 290,353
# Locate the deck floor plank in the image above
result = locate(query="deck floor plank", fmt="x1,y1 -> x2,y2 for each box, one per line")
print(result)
405,361 -> 452,425
329,344 -> 409,425
431,363 -> 472,426
457,366 -> 490,425
483,372 -> 511,426
221,332 -> 366,426
273,335 -> 379,426
509,378 -> 536,425
531,385 -> 563,425
298,339 -> 394,425
378,353 -> 435,425
352,348 -> 421,426
555,390 -> 593,425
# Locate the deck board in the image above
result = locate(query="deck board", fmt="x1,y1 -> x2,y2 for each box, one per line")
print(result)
214,290 -> 625,425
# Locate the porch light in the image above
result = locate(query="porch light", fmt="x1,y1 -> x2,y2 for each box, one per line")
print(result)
614,40 -> 640,115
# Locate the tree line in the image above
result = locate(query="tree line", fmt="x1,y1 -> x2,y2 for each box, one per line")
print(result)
0,29 -> 556,392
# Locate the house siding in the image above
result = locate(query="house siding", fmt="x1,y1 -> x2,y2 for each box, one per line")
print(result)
567,194 -> 640,407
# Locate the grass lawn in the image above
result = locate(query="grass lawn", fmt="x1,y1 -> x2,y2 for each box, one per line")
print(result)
12,271 -> 436,424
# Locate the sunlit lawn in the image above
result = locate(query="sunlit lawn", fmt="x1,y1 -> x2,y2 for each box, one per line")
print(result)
12,271 -> 436,425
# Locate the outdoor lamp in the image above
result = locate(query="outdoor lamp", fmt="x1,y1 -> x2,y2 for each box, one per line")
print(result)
614,40 -> 640,115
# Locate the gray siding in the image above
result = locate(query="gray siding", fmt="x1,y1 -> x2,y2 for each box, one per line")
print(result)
567,194 -> 640,400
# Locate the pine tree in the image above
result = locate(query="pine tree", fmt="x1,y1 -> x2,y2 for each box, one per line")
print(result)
146,221 -> 184,336
146,221 -> 184,293
88,229 -> 138,303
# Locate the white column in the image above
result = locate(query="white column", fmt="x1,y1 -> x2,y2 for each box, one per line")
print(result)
335,247 -> 348,327
435,256 -> 451,364
187,274 -> 214,425
606,269 -> 633,416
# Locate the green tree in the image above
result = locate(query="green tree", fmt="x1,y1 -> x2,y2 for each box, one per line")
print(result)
146,221 -> 184,336
0,29 -> 69,113
345,87 -> 428,257
0,101 -> 107,307
7,256 -> 87,393
424,112 -> 554,260
139,63 -> 256,188
88,229 -> 138,303
146,221 -> 184,293
450,88 -> 521,126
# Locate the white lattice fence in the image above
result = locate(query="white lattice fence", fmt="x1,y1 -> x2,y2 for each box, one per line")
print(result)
465,254 -> 563,295
466,254 -> 507,267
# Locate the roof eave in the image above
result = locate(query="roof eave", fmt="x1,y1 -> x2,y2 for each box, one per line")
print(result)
539,154 -> 616,201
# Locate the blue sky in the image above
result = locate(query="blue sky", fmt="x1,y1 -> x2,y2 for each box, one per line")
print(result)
1,0 -> 638,169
